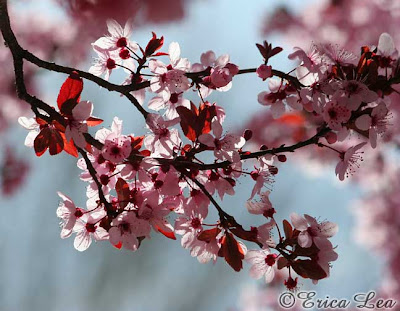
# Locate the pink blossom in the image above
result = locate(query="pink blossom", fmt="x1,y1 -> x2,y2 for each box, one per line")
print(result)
257,221 -> 276,248
288,46 -> 323,74
246,191 -> 275,218
204,170 -> 235,200
65,100 -> 94,148
149,42 -> 191,96
210,63 -> 239,88
191,50 -> 233,97
102,133 -> 132,163
335,142 -> 367,181
355,101 -> 390,148
245,249 -> 277,283
333,80 -> 378,111
56,192 -> 85,239
256,64 -> 272,81
249,165 -> 274,200
322,100 -> 351,131
92,19 -> 137,52
109,211 -> 150,251
290,213 -> 338,248
137,196 -> 175,238
198,122 -> 245,163
258,79 -> 301,118
144,113 -> 181,158
377,33 -> 398,63
148,92 -> 191,120
72,212 -> 109,251
89,48 -> 119,80
175,212 -> 205,249
18,117 -> 40,148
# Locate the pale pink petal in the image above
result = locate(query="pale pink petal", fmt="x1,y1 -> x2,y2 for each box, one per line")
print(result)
355,115 -> 372,131
298,231 -> 312,248
74,231 -> 92,252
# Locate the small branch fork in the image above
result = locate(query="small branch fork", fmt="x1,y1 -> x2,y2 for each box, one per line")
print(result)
0,0 -> 329,248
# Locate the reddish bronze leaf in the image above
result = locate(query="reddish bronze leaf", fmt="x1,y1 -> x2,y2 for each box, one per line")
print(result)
145,32 -> 164,57
57,72 -> 83,115
86,117 -> 103,127
61,133 -> 78,158
283,220 -> 293,239
291,259 -> 327,280
115,178 -> 130,209
155,225 -> 176,240
197,227 -> 221,243
48,129 -> 64,156
277,257 -> 288,270
34,127 -> 51,157
219,232 -> 244,272
230,226 -> 259,245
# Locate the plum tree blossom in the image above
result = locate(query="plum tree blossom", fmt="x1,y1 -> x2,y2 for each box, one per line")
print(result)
4,0 -> 400,297
335,142 -> 367,181
245,249 -> 277,283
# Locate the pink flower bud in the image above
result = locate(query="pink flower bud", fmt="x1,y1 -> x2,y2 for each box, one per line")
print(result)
256,64 -> 272,80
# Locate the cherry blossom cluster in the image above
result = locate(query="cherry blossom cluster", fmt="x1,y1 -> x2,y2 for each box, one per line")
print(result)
6,7 -> 399,289
248,0 -> 400,298
0,0 -> 188,197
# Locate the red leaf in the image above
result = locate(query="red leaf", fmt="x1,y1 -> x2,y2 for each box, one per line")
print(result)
86,117 -> 103,127
36,117 -> 48,126
277,257 -> 288,270
219,232 -> 244,272
283,220 -> 293,239
155,225 -> 176,240
176,106 -> 197,142
197,227 -> 221,243
48,129 -> 64,155
57,72 -> 83,115
34,128 -> 51,157
197,103 -> 216,135
61,133 -> 78,158
115,178 -> 130,209
145,32 -> 164,56
130,135 -> 144,152
291,259 -> 327,280
176,103 -> 216,142
140,150 -> 151,157
230,227 -> 259,244
152,52 -> 169,56
270,46 -> 283,58
113,241 -> 122,249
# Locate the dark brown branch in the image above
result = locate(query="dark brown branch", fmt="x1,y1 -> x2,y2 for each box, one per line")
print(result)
78,148 -> 111,210
180,126 -> 330,170
0,0 -> 148,119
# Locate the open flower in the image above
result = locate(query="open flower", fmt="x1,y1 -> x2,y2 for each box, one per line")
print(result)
335,142 -> 367,181
290,213 -> 338,248
92,19 -> 138,52
198,122 -> 245,163
56,192 -> 85,239
245,249 -> 277,283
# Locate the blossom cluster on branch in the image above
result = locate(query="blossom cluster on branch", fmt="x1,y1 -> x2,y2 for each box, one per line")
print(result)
1,0 -> 400,291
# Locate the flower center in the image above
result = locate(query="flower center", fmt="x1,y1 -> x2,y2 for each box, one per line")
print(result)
116,37 -> 128,48
86,223 -> 96,233
106,58 -> 116,70
74,208 -> 84,218
191,217 -> 201,229
265,254 -> 276,266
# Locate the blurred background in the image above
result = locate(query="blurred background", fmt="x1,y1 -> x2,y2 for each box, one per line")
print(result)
1,0 -> 397,310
